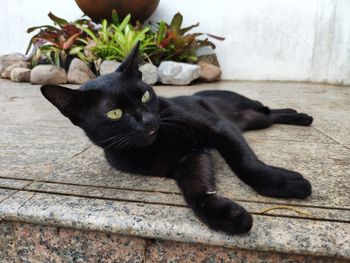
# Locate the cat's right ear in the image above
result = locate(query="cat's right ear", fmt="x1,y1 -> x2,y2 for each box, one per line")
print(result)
116,41 -> 142,79
41,85 -> 84,124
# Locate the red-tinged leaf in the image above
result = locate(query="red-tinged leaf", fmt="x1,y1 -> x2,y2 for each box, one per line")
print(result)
159,31 -> 176,48
197,39 -> 216,49
62,24 -> 82,37
62,32 -> 81,50
48,12 -> 68,27
206,34 -> 225,41
33,38 -> 60,48
179,22 -> 199,35
27,25 -> 58,34
25,41 -> 33,55
37,31 -> 61,40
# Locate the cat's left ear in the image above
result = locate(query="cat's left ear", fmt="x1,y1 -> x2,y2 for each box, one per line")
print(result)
116,41 -> 142,79
41,85 -> 85,125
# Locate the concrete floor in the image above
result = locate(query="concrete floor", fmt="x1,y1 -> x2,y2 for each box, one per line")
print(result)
0,79 -> 349,262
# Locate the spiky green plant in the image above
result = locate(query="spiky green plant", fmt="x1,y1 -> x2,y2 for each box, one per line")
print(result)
76,13 -> 156,62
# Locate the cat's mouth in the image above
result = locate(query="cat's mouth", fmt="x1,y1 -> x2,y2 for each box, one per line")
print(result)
147,129 -> 157,136
139,127 -> 158,146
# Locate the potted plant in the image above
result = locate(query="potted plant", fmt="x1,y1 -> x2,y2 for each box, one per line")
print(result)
74,0 -> 159,23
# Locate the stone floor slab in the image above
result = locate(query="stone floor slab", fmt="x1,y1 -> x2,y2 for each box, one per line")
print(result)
310,110 -> 350,148
243,125 -> 335,144
0,189 -> 17,203
0,80 -> 74,127
0,178 -> 30,189
0,125 -> 91,180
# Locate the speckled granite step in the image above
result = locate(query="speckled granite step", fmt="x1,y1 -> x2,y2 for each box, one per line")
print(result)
0,190 -> 349,259
1,80 -> 350,262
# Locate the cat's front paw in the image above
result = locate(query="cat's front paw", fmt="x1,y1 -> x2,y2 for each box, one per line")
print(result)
251,166 -> 312,199
198,195 -> 253,235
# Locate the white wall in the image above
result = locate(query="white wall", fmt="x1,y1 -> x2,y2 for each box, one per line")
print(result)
1,0 -> 349,85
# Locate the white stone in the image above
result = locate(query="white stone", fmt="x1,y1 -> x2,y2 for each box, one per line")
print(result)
140,63 -> 158,85
67,58 -> 96,84
99,61 -> 121,75
0,53 -> 26,74
158,61 -> 200,85
1,62 -> 29,79
30,65 -> 67,84
10,68 -> 31,82
199,63 -> 221,82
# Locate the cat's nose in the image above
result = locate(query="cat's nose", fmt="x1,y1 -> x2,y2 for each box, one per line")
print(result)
142,111 -> 157,128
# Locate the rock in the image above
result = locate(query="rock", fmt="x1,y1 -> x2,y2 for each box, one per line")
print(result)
158,61 -> 200,85
197,54 -> 220,67
1,62 -> 30,79
100,61 -> 121,75
10,68 -> 31,82
139,63 -> 158,85
30,65 -> 67,84
84,40 -> 97,61
67,58 -> 96,84
0,53 -> 26,74
199,63 -> 221,82
100,61 -> 158,84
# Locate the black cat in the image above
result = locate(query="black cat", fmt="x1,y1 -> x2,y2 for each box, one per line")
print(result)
41,42 -> 312,235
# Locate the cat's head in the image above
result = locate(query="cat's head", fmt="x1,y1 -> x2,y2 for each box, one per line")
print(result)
41,41 -> 160,148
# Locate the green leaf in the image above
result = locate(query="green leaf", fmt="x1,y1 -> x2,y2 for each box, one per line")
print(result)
76,52 -> 89,63
170,13 -> 183,32
101,19 -> 108,43
111,9 -> 119,26
54,50 -> 61,66
76,37 -> 89,45
69,46 -> 84,55
76,24 -> 99,43
156,21 -> 166,45
119,14 -> 131,31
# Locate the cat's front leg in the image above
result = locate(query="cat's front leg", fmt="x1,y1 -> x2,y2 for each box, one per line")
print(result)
173,150 -> 253,235
209,120 -> 312,199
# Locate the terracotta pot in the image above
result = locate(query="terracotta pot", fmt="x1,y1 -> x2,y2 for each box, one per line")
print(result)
74,0 -> 160,23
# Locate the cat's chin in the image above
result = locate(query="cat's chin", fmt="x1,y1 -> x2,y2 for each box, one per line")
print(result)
140,133 -> 157,146
132,131 -> 158,147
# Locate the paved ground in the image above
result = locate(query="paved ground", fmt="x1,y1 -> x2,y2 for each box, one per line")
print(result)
0,79 -> 349,261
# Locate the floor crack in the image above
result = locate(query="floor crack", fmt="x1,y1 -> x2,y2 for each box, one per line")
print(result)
17,192 -> 36,212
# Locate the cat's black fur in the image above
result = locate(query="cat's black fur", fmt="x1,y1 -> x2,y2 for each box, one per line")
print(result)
41,42 -> 313,235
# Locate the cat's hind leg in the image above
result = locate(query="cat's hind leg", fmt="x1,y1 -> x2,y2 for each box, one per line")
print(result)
173,150 -> 253,235
238,108 -> 313,131
270,108 -> 297,114
271,111 -> 313,126
236,110 -> 274,131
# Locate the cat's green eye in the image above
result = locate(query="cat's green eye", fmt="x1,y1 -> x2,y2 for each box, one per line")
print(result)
141,91 -> 151,103
106,109 -> 123,120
